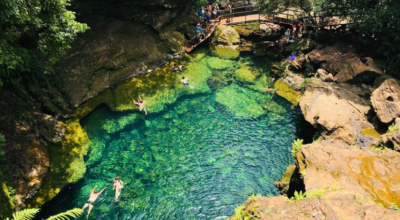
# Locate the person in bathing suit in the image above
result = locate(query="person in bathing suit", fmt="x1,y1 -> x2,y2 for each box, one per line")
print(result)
82,185 -> 106,219
181,77 -> 193,89
261,87 -> 279,92
113,177 -> 124,200
133,99 -> 148,115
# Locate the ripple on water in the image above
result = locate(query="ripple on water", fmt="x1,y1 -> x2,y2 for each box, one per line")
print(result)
57,92 -> 300,220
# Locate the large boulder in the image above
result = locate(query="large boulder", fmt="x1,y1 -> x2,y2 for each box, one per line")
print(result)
212,25 -> 240,46
300,80 -> 376,146
371,78 -> 400,123
308,47 -> 382,83
335,57 -> 383,83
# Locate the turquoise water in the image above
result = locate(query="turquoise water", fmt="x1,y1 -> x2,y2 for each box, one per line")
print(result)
37,51 -> 312,220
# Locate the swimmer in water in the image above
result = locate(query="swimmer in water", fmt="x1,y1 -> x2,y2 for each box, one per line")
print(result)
113,177 -> 124,200
82,185 -> 106,219
261,87 -> 279,92
133,99 -> 148,115
181,76 -> 194,89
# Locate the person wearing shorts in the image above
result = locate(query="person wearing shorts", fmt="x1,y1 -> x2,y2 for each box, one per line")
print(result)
181,76 -> 193,89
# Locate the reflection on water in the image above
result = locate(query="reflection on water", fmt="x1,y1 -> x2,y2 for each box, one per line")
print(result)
36,51 -> 313,220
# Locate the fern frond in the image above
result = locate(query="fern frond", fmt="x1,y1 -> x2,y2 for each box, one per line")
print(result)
13,209 -> 39,220
46,208 -> 84,220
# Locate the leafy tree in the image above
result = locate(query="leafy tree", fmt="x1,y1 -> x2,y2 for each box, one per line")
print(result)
0,0 -> 89,68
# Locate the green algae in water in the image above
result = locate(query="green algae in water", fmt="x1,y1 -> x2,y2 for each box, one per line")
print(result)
37,51 -> 308,220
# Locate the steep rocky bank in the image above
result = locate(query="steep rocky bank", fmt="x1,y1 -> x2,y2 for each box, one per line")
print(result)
227,23 -> 400,219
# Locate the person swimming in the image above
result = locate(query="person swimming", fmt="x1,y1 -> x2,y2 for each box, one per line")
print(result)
133,99 -> 148,115
181,76 -> 193,89
113,177 -> 124,201
261,87 -> 279,92
82,185 -> 106,219
171,64 -> 185,72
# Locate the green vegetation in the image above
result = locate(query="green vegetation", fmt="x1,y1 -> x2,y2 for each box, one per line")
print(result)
291,139 -> 303,158
291,191 -> 306,202
5,208 -> 83,220
390,203 -> 400,211
234,67 -> 256,84
387,124 -> 400,133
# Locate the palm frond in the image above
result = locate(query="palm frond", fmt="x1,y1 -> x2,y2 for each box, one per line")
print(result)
46,208 -> 84,220
12,209 -> 39,220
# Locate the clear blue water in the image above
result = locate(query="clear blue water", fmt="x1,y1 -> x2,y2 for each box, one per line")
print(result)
36,52 -> 313,220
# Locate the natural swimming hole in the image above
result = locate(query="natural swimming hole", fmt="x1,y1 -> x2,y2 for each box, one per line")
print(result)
37,49 -> 313,220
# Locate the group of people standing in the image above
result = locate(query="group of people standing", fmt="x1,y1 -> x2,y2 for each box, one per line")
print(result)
278,22 -> 303,53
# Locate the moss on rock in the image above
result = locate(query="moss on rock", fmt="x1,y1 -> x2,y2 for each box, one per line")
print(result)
361,128 -> 381,138
27,119 -> 91,207
286,39 -> 316,53
210,45 -> 240,60
234,67 -> 256,84
215,84 -> 267,118
275,79 -> 302,105
207,71 -> 233,91
206,57 -> 236,70
0,171 -> 14,219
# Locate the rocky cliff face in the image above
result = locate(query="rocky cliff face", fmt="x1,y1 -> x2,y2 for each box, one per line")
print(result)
0,0 -> 197,214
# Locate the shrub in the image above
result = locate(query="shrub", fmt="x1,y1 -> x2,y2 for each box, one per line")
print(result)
291,139 -> 303,158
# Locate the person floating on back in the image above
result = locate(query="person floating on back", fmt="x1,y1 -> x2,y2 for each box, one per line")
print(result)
181,77 -> 194,89
113,177 -> 124,201
133,99 -> 148,115
82,185 -> 106,219
261,87 -> 278,92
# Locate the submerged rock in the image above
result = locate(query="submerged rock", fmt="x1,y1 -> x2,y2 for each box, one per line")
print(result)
234,67 -> 256,84
371,78 -> 400,123
207,71 -> 233,91
215,84 -> 267,118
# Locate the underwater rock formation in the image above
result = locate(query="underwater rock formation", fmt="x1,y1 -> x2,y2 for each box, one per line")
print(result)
300,80 -> 376,146
215,84 -> 267,118
371,78 -> 400,123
